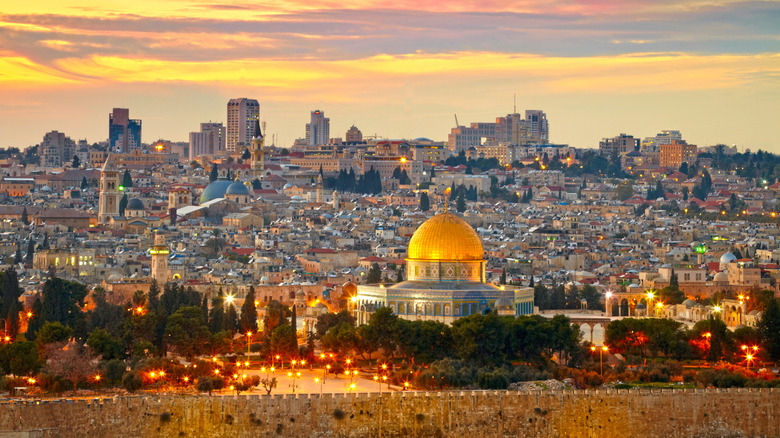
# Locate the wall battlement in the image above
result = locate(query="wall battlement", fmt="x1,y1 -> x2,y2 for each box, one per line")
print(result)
0,388 -> 776,437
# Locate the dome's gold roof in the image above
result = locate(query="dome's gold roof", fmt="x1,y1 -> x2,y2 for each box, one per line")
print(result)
407,212 -> 483,261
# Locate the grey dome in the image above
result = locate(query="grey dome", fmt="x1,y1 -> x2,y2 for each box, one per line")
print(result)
683,299 -> 697,308
126,198 -> 145,210
199,178 -> 232,203
226,180 -> 250,196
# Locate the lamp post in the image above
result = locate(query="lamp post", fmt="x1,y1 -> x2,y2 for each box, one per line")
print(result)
246,331 -> 252,358
590,345 -> 608,375
645,291 -> 654,317
288,371 -> 301,393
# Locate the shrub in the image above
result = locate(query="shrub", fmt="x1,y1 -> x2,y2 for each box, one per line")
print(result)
101,359 -> 127,383
122,371 -> 143,392
477,368 -> 510,389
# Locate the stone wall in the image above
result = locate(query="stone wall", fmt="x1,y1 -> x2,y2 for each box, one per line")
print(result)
0,388 -> 777,437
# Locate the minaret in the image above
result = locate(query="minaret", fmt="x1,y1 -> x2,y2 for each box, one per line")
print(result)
332,190 -> 340,210
250,119 -> 264,179
150,233 -> 170,284
98,154 -> 120,224
316,174 -> 323,203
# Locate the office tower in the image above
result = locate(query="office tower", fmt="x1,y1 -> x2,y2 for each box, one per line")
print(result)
345,125 -> 363,143
98,154 -> 120,224
189,122 -> 225,161
226,98 -> 260,153
524,110 -> 549,144
660,140 -> 697,169
108,108 -> 142,152
41,130 -> 76,167
305,110 -> 330,146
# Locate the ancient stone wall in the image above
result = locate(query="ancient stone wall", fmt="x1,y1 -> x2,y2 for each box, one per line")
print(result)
0,388 -> 777,438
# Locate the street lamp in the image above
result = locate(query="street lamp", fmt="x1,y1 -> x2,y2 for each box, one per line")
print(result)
590,345 -> 608,375
646,291 -> 654,317
246,332 -> 252,357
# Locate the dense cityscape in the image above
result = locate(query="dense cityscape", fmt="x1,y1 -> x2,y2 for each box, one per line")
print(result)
0,100 -> 778,401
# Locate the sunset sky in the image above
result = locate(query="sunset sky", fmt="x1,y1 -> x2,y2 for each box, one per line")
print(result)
1,1 -> 779,150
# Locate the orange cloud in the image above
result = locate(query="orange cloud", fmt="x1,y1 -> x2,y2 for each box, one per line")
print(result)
39,51 -> 779,95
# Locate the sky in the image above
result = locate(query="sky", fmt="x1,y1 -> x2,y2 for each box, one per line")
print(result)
1,0 -> 779,151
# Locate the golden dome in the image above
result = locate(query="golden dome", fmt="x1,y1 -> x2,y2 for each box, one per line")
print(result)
407,212 -> 483,261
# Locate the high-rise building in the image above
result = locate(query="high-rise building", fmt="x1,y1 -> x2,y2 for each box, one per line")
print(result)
98,154 -> 120,224
345,125 -> 363,143
189,122 -> 225,161
524,110 -> 549,144
41,130 -> 76,167
447,122 -> 497,153
226,98 -> 260,153
660,140 -> 697,169
599,134 -> 639,156
108,108 -> 142,152
305,110 -> 330,146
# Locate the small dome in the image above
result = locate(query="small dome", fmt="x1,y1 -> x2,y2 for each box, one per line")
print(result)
635,303 -> 647,310
713,272 -> 729,283
126,198 -> 145,210
260,276 -> 268,282
226,180 -> 250,196
200,178 -> 232,203
720,251 -> 737,265
683,299 -> 697,308
295,289 -> 306,299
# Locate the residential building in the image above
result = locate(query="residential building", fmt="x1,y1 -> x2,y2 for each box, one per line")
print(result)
41,130 -> 76,167
108,108 -> 142,152
306,110 -> 330,146
189,122 -> 225,161
599,133 -> 638,156
226,98 -> 260,153
660,140 -> 697,169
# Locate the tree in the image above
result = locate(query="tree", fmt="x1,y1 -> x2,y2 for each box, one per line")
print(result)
205,235 -> 226,258
269,324 -> 298,358
261,300 -> 290,337
500,268 -> 507,285
81,176 -> 88,189
121,170 -> 133,188
758,296 -> 780,361
72,155 -> 81,168
419,192 -> 430,211
366,263 -> 382,284
21,207 -> 29,225
46,340 -> 99,392
290,306 -> 297,334
0,341 -> 41,376
456,190 -> 466,212
34,321 -> 73,352
362,307 -> 400,360
615,182 -> 634,201
165,306 -> 210,360
239,287 -> 258,333
39,277 -> 88,333
242,148 -> 251,160
118,194 -> 128,216
86,328 -> 124,360
209,163 -> 219,182
315,310 -> 355,339
25,238 -> 34,264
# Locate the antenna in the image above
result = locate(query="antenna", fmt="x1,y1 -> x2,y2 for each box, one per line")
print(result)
513,93 -> 516,114
454,114 -> 459,127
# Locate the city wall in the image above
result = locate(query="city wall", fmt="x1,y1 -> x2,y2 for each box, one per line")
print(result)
0,388 -> 777,438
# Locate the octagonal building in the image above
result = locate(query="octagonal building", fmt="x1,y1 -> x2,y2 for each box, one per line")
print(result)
354,212 -> 534,325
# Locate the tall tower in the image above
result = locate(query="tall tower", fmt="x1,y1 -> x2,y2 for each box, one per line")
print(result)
98,154 -> 120,224
316,174 -> 323,203
226,98 -> 259,153
108,108 -> 142,152
250,119 -> 265,179
305,110 -> 330,146
150,233 -> 170,284
332,190 -> 340,210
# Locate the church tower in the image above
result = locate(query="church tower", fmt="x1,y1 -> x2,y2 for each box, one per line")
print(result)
316,174 -> 323,203
150,233 -> 170,284
98,154 -> 120,224
250,119 -> 264,179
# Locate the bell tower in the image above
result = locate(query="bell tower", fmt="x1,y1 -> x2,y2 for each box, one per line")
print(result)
150,233 -> 170,283
250,119 -> 264,179
98,154 -> 120,224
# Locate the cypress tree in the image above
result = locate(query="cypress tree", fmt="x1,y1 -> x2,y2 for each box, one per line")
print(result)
209,164 -> 218,182
419,192 -> 430,211
240,286 -> 258,333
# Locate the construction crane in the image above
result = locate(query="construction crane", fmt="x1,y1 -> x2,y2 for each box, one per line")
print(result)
454,113 -> 459,127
